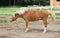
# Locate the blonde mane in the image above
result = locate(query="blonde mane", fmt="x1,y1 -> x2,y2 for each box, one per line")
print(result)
13,7 -> 29,17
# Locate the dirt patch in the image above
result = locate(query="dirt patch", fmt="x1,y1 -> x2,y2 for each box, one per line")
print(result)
0,36 -> 7,38
0,19 -> 60,38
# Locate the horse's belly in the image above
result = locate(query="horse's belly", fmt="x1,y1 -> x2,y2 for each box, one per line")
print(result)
29,18 -> 42,21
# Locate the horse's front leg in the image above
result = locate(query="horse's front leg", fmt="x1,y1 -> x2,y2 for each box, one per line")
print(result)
25,21 -> 29,32
43,19 -> 47,33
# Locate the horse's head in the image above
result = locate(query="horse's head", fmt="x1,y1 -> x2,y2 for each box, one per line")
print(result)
10,13 -> 20,22
10,8 -> 28,22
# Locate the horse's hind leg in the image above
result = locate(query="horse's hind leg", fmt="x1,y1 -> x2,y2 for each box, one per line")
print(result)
42,18 -> 47,33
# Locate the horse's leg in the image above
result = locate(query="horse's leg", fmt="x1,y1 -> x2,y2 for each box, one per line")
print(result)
42,18 -> 47,33
25,21 -> 29,32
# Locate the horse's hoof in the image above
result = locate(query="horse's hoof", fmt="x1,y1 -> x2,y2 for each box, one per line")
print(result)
25,30 -> 28,32
43,32 -> 45,33
25,28 -> 29,32
42,31 -> 46,33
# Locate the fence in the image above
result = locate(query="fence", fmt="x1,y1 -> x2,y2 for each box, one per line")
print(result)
0,6 -> 60,23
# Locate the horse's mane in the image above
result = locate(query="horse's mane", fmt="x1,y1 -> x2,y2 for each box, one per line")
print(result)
13,7 -> 29,17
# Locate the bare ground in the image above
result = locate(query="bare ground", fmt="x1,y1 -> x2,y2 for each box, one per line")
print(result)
0,19 -> 60,38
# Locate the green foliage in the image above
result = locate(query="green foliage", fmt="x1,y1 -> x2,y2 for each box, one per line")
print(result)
0,0 -> 50,6
0,20 -> 8,23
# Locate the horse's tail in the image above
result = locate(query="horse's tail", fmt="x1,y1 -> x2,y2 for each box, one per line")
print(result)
48,10 -> 56,23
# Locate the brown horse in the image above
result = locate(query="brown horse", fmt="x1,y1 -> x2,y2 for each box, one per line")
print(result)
10,10 -> 56,33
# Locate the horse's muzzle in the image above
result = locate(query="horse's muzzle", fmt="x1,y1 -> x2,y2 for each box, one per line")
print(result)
9,19 -> 13,22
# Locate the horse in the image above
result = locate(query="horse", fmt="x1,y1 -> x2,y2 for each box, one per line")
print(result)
10,9 -> 56,33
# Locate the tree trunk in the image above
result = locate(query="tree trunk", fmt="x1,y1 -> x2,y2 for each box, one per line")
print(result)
13,0 -> 15,6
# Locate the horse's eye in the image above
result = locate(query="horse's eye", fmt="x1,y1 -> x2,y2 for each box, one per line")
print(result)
15,13 -> 19,17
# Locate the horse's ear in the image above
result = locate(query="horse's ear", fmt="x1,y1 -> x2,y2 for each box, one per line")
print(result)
15,13 -> 20,17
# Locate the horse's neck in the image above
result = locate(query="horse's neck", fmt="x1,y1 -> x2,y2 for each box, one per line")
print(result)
19,14 -> 24,18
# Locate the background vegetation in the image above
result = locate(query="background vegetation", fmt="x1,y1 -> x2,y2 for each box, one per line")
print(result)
0,0 -> 60,23
0,0 -> 50,6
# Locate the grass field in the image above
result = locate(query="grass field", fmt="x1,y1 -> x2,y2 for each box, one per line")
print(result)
0,7 -> 60,16
0,7 -> 60,23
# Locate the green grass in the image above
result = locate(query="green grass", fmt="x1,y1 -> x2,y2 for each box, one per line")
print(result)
0,7 -> 19,14
0,7 -> 60,23
0,20 -> 8,23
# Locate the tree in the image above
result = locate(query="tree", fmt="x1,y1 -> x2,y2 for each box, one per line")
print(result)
24,0 -> 33,5
0,0 -> 50,6
13,0 -> 16,6
9,0 -> 12,6
40,0 -> 50,6
32,0 -> 50,6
